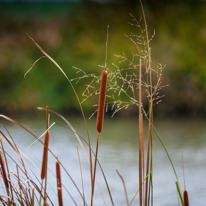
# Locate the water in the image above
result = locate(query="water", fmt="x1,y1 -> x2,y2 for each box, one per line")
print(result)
0,115 -> 206,205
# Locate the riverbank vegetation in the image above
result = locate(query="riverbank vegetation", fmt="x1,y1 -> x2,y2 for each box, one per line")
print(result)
0,0 -> 206,116
0,1 -> 194,205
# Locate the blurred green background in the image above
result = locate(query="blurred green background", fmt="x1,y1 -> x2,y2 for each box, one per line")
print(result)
1,0 -> 206,117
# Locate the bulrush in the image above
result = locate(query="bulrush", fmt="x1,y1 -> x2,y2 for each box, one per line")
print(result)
0,153 -> 9,189
183,190 -> 189,206
182,154 -> 189,206
92,25 -> 109,206
41,131 -> 50,180
56,160 -> 62,189
57,187 -> 63,206
96,69 -> 108,133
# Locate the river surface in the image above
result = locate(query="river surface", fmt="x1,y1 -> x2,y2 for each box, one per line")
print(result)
0,115 -> 206,205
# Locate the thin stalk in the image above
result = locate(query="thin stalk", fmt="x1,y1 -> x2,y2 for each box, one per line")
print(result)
116,170 -> 129,206
76,144 -> 85,206
91,132 -> 100,206
141,114 -> 145,206
139,58 -> 143,206
43,106 -> 49,206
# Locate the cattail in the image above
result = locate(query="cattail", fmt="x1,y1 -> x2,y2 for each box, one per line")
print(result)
56,160 -> 62,189
183,190 -> 189,206
41,131 -> 50,180
96,69 -> 108,133
0,153 -> 9,188
57,187 -> 63,206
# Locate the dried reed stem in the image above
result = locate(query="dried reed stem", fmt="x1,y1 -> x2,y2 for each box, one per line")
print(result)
16,165 -> 22,201
116,169 -> 129,206
42,106 -> 50,206
139,58 -> 143,206
141,113 -> 145,205
76,144 -> 85,206
0,138 -> 11,203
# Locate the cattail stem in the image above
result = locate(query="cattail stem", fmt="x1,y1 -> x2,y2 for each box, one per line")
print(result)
139,58 -> 143,206
91,132 -> 100,206
41,106 -> 50,206
141,114 -> 145,205
92,25 -> 109,206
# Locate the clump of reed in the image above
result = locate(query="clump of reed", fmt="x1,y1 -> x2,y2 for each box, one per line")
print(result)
0,1 -> 190,205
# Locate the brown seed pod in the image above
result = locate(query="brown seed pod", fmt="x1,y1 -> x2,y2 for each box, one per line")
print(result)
40,131 -> 50,180
96,69 -> 108,133
56,160 -> 62,189
183,190 -> 189,206
0,153 -> 9,188
57,187 -> 63,206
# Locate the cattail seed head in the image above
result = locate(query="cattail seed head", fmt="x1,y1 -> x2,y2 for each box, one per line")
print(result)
57,187 -> 63,206
96,69 -> 108,133
183,190 -> 189,206
41,131 -> 50,180
0,153 -> 9,188
56,160 -> 62,189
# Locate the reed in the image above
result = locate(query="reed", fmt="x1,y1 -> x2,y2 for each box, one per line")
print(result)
183,190 -> 189,206
57,187 -> 63,206
56,160 -> 62,190
0,153 -> 9,189
40,106 -> 50,206
56,161 -> 63,206
91,25 -> 109,206
41,131 -> 50,180
139,58 -> 143,206
96,69 -> 108,133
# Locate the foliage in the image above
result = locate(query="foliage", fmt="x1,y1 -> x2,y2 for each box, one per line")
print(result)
0,1 -> 206,116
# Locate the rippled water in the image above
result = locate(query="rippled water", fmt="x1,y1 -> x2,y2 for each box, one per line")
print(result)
0,115 -> 206,205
